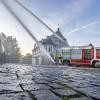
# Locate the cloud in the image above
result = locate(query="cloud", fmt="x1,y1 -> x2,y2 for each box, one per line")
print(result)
44,0 -> 94,27
66,20 -> 100,35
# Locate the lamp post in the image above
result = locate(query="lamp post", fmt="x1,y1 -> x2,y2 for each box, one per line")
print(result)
0,34 -> 3,64
0,33 -> 6,64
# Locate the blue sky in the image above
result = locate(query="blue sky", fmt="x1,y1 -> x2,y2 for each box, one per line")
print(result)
0,0 -> 100,54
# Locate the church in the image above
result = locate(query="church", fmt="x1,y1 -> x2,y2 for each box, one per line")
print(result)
32,28 -> 69,65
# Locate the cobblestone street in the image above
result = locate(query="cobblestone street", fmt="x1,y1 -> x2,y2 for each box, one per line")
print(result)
0,64 -> 100,100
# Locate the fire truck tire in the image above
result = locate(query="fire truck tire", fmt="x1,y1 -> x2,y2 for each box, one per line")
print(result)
67,60 -> 70,66
63,60 -> 70,66
92,61 -> 98,68
63,60 -> 66,65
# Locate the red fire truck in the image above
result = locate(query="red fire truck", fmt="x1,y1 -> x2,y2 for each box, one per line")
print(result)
55,45 -> 100,67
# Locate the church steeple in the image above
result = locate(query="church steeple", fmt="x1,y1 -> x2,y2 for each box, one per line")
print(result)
57,24 -> 60,32
57,27 -> 60,32
56,27 -> 66,41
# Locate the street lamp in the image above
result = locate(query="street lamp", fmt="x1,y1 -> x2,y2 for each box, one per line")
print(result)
0,33 -> 6,63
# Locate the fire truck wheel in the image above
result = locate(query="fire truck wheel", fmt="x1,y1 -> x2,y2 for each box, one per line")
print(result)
92,61 -> 98,68
63,60 -> 70,66
63,60 -> 66,65
92,61 -> 100,68
67,60 -> 70,66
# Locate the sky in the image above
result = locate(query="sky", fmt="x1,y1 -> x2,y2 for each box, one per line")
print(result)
0,0 -> 100,55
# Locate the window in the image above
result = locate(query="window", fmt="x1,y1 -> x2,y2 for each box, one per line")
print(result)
97,49 -> 100,54
45,46 -> 47,51
55,39 -> 59,44
49,46 -> 51,52
96,49 -> 100,58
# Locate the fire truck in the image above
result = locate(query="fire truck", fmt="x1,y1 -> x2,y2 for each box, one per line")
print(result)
54,45 -> 100,67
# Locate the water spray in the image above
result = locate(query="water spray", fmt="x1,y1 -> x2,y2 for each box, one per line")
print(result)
15,0 -> 64,42
0,0 -> 55,64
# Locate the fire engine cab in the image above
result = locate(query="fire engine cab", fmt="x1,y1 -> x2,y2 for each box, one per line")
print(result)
54,44 -> 100,67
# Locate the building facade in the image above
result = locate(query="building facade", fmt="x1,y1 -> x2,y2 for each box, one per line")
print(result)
32,28 -> 69,65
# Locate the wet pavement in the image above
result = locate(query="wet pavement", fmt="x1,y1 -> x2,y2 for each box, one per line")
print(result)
0,64 -> 100,100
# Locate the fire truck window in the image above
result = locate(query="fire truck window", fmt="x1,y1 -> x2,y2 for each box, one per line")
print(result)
97,49 -> 100,54
84,49 -> 91,60
96,49 -> 100,58
63,50 -> 70,56
56,50 -> 61,58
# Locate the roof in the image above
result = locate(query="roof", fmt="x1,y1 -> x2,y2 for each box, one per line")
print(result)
40,36 -> 55,46
33,28 -> 69,50
56,28 -> 66,41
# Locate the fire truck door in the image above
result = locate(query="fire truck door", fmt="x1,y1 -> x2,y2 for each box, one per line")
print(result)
84,49 -> 91,62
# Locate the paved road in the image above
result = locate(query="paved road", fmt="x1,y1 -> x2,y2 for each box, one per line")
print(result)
0,64 -> 100,100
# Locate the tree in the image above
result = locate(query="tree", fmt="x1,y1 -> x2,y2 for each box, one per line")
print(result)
0,33 -> 21,63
